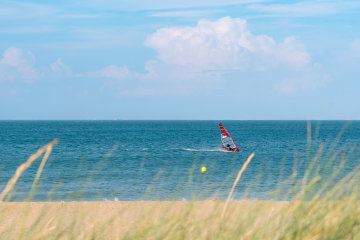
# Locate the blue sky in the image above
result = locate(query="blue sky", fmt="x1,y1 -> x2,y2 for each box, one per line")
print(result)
0,0 -> 360,120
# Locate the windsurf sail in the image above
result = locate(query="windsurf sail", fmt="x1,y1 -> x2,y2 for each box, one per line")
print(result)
219,122 -> 239,152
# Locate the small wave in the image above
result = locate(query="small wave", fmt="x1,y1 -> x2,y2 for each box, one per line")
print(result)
103,197 -> 119,201
182,148 -> 228,152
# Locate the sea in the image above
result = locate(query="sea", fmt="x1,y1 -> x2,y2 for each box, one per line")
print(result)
0,120 -> 359,202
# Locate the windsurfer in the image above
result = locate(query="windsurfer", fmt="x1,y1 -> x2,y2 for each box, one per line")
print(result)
226,143 -> 233,151
219,122 -> 239,152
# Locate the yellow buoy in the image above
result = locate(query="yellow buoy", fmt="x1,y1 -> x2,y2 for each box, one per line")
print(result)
201,166 -> 207,172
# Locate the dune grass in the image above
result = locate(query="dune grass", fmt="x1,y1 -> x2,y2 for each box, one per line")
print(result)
0,131 -> 360,239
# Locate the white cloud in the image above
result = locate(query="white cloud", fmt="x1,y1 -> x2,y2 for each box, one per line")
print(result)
0,47 -> 38,82
145,16 -> 310,76
91,65 -> 131,80
50,58 -> 71,75
107,16 -> 311,96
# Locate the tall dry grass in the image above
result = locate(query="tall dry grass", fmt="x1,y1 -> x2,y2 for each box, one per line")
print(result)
0,139 -> 58,202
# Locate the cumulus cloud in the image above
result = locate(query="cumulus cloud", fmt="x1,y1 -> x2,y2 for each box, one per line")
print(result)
145,16 -> 310,76
82,17 -> 313,96
50,58 -> 71,75
91,65 -> 131,79
111,16 -> 312,96
0,47 -> 38,82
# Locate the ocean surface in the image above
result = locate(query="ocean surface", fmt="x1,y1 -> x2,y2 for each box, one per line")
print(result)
0,120 -> 359,201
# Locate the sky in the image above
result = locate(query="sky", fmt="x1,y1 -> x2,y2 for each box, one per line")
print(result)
0,0 -> 360,120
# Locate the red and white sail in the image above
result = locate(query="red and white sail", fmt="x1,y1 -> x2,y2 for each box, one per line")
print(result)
219,122 -> 239,152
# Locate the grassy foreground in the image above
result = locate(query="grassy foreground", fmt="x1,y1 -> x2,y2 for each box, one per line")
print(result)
0,136 -> 360,239
0,200 -> 359,239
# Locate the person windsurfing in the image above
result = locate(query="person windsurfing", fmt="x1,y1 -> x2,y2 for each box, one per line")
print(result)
219,122 -> 239,152
226,143 -> 233,151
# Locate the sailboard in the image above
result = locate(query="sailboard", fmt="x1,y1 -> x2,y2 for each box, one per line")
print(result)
219,122 -> 239,152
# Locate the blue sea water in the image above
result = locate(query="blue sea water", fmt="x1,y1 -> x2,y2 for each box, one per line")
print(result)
0,120 -> 359,201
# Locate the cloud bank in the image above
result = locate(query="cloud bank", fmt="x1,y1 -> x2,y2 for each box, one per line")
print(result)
145,16 -> 310,77
94,17 -> 312,96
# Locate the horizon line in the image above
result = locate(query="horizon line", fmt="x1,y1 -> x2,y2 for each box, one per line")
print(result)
0,119 -> 358,121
